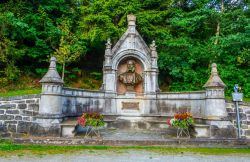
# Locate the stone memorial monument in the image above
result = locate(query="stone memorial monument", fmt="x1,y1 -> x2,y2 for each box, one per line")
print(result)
0,14 -> 239,138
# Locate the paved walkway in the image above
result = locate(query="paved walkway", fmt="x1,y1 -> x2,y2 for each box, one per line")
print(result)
13,129 -> 249,147
0,150 -> 250,162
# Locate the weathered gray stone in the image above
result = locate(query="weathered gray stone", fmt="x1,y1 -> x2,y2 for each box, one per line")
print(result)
23,116 -> 31,121
0,110 -> 5,114
5,121 -> 18,124
30,123 -> 61,136
26,99 -> 35,104
40,57 -> 64,84
17,121 -> 31,133
0,104 -> 16,109
245,130 -> 250,136
15,115 -> 22,120
35,99 -> 40,104
203,63 -> 226,88
210,125 -> 236,138
0,124 -> 7,132
17,104 -> 27,109
0,132 -> 11,137
241,124 -> 248,129
21,110 -> 38,116
6,109 -> 19,114
226,108 -> 233,113
13,100 -> 25,104
8,124 -> 17,132
0,115 -> 14,120
28,104 -> 39,111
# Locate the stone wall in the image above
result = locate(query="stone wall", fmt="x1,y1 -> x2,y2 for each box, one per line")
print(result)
62,88 -> 105,116
61,88 -> 207,117
157,91 -> 206,118
1,92 -> 250,139
0,95 -> 40,137
226,101 -> 250,138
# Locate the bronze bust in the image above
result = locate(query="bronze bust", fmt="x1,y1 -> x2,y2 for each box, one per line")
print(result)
118,60 -> 142,91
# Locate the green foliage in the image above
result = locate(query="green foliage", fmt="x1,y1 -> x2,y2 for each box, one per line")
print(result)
0,0 -> 249,98
172,118 -> 194,129
77,112 -> 105,128
90,72 -> 102,80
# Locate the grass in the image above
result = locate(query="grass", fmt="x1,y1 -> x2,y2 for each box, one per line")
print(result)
0,140 -> 249,157
0,88 -> 41,97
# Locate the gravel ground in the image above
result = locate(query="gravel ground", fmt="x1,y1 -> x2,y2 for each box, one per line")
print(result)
0,150 -> 250,162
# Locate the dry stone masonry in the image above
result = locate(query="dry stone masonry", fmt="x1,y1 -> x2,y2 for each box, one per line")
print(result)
226,102 -> 250,138
0,95 -> 40,137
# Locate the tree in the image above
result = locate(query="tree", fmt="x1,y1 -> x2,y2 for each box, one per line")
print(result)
53,20 -> 86,81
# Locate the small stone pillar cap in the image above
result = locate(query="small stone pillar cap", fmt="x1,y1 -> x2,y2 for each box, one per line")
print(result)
203,63 -> 226,88
39,57 -> 64,84
127,14 -> 136,26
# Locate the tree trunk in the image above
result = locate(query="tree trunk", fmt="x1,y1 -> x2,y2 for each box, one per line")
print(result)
62,62 -> 65,81
214,0 -> 224,45
214,22 -> 220,45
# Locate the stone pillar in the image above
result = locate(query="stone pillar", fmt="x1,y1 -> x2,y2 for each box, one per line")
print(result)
203,63 -> 227,120
32,57 -> 64,136
102,38 -> 116,93
104,38 -> 112,67
149,40 -> 159,93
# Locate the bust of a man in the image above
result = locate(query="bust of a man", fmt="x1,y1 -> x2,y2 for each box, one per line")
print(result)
119,60 -> 142,91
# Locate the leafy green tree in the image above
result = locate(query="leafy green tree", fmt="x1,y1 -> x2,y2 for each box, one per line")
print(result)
53,20 -> 86,81
0,0 -> 249,97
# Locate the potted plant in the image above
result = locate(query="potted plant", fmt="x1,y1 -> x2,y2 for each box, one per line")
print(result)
76,112 -> 105,138
167,112 -> 194,138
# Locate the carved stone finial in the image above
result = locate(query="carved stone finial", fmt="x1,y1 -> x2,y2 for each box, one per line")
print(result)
39,56 -> 64,84
203,63 -> 225,88
150,40 -> 156,51
150,40 -> 158,58
49,56 -> 56,69
211,63 -> 218,75
127,14 -> 136,26
106,38 -> 112,49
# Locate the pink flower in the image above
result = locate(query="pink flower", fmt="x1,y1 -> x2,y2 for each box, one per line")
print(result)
166,119 -> 171,126
77,117 -> 86,127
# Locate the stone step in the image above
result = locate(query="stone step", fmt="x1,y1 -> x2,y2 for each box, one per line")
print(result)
60,119 -> 77,137
60,117 -> 211,138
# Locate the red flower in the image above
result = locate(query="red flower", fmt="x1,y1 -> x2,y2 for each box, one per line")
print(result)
166,119 -> 171,126
77,116 -> 86,127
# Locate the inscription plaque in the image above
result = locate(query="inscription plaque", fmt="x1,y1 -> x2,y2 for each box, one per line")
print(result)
122,102 -> 139,110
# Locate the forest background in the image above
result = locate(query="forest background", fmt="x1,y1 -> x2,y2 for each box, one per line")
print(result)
0,0 -> 249,98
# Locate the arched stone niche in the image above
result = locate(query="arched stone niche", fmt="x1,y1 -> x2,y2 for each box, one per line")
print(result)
116,57 -> 144,95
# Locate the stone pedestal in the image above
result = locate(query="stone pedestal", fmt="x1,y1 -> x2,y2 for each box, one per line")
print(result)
33,57 -> 64,136
203,63 -> 227,120
202,63 -> 236,138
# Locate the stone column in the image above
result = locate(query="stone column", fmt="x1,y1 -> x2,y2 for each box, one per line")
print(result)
32,57 -> 64,136
104,38 -> 112,67
203,63 -> 227,119
149,40 -> 159,93
102,38 -> 116,93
